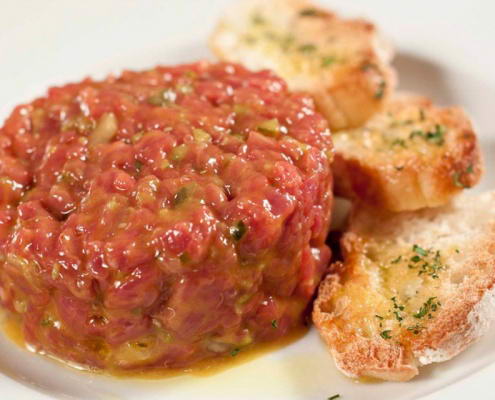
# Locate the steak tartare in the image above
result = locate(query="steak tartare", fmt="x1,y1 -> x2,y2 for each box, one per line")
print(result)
0,62 -> 333,370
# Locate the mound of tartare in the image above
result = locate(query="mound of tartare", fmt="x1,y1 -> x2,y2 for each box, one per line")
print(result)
0,62 -> 333,370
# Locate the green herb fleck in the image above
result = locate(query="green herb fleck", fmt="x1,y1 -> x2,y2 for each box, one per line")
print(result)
251,13 -> 265,25
409,125 -> 446,146
391,297 -> 405,311
409,129 -> 425,139
380,330 -> 392,340
173,187 -> 188,207
231,348 -> 240,357
413,244 -> 428,257
361,62 -> 376,72
300,8 -> 322,17
374,81 -> 386,99
393,311 -> 403,322
426,124 -> 446,145
230,220 -> 247,241
391,255 -> 402,264
391,138 -> 407,148
419,109 -> 426,121
328,395 -> 341,400
321,56 -> 337,67
453,163 -> 475,189
281,34 -> 296,51
407,324 -> 424,335
414,297 -> 441,319
408,245 -> 446,279
453,171 -> 464,188
135,160 -> 143,173
271,319 -> 278,329
375,314 -> 384,320
298,43 -> 317,53
179,252 -> 190,264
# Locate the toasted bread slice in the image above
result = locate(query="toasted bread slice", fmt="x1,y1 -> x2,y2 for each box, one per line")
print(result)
210,0 -> 396,131
333,94 -> 483,211
313,192 -> 495,381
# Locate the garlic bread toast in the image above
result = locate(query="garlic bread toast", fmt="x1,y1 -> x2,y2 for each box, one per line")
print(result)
210,0 -> 396,131
333,95 -> 482,211
313,192 -> 495,381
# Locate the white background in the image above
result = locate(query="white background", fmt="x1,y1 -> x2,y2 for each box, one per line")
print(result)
0,1 -> 494,399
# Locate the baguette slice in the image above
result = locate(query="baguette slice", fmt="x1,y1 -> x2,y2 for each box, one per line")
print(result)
333,94 -> 483,211
313,191 -> 495,381
210,0 -> 396,131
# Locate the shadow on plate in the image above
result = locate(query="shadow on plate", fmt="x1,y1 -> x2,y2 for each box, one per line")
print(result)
394,52 -> 457,105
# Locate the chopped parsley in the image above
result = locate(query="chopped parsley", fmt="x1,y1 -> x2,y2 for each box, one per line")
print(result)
407,323 -> 425,335
361,62 -> 376,72
408,245 -> 446,279
271,319 -> 278,329
251,13 -> 265,25
179,252 -> 191,264
391,297 -> 405,311
453,164 -> 474,188
230,220 -> 247,241
380,330 -> 392,339
135,160 -> 143,173
173,187 -> 188,207
391,255 -> 402,264
374,81 -> 386,99
280,34 -> 296,51
328,395 -> 341,400
419,109 -> 426,121
390,296 -> 406,325
391,138 -> 407,148
230,348 -> 240,357
413,297 -> 441,319
321,56 -> 337,68
298,43 -> 317,53
300,8 -> 322,17
409,124 -> 446,146
412,244 -> 428,257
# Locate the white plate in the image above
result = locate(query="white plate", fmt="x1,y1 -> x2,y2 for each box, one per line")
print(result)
1,1 -> 494,399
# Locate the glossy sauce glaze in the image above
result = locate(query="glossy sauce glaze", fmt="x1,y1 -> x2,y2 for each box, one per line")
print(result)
0,61 -> 333,372
1,309 -> 309,378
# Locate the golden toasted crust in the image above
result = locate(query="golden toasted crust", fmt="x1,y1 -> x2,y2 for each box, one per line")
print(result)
333,95 -> 483,211
313,193 -> 495,381
210,0 -> 396,130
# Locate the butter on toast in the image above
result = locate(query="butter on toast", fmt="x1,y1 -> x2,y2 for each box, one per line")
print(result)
210,0 -> 396,131
333,95 -> 482,211
313,192 -> 495,381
